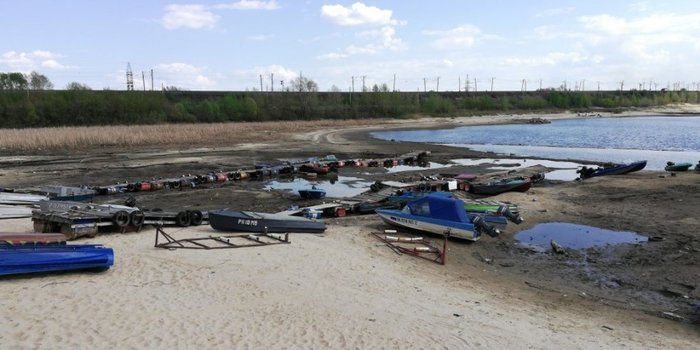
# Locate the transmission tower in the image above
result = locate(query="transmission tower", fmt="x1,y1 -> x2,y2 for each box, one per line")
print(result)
126,63 -> 134,91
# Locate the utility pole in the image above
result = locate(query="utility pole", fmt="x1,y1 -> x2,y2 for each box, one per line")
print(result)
474,78 -> 477,92
423,78 -> 427,92
521,79 -> 526,92
362,75 -> 366,92
581,79 -> 585,91
597,81 -> 600,92
458,76 -> 461,92
299,71 -> 303,92
260,74 -> 263,91
620,81 -> 624,91
392,73 -> 396,92
271,74 -> 274,92
465,74 -> 470,92
490,77 -> 495,92
539,79 -> 542,90
436,77 -> 440,92
142,71 -> 146,91
150,69 -> 154,91
126,62 -> 134,91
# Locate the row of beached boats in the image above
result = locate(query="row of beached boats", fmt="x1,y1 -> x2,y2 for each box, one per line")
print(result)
577,159 -> 700,179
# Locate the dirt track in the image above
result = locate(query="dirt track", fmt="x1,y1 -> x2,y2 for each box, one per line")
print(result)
0,118 -> 698,328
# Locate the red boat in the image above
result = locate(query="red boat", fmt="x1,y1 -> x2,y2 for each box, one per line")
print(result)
0,233 -> 67,245
300,163 -> 330,174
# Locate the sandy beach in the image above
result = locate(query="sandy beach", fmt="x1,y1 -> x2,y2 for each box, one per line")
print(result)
1,107 -> 699,349
1,217 -> 697,350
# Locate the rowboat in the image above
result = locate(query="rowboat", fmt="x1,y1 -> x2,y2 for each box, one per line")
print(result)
298,185 -> 326,199
375,194 -> 499,241
468,178 -> 532,195
664,161 -> 693,172
209,210 -> 326,233
0,244 -> 114,276
577,160 -> 647,178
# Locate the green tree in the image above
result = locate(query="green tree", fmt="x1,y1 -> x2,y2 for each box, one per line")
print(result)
66,82 -> 91,90
28,71 -> 54,90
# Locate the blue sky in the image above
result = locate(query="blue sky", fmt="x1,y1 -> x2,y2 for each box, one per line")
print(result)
1,0 -> 699,91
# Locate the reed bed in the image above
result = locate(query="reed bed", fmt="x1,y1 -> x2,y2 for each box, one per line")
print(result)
0,119 -> 381,152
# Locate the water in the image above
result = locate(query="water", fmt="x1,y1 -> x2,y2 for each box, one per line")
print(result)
372,116 -> 700,170
264,176 -> 373,198
514,222 -> 648,252
451,158 -> 584,181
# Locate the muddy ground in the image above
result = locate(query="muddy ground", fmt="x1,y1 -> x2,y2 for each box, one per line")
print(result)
0,122 -> 698,325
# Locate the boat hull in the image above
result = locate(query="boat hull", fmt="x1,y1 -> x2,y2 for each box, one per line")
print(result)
209,210 -> 326,233
0,233 -> 67,245
580,160 -> 647,178
469,179 -> 531,195
0,244 -> 114,276
298,189 -> 326,199
376,209 -> 480,241
664,162 -> 692,172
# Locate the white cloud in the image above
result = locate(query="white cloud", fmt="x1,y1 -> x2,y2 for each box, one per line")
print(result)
161,4 -> 219,30
577,13 -> 700,64
318,26 -> 404,60
215,0 -> 280,10
155,63 -> 217,89
0,50 -> 73,71
321,2 -> 399,26
423,24 -> 497,49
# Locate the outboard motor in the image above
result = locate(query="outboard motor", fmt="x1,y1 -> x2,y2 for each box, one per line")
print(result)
497,204 -> 523,224
471,215 -> 500,238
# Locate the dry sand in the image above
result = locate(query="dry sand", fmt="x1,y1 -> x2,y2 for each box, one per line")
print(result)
0,217 -> 697,349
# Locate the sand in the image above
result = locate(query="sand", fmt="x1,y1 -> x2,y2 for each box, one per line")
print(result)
0,217 -> 697,349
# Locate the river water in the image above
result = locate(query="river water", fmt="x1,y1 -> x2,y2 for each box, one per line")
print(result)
371,116 -> 700,170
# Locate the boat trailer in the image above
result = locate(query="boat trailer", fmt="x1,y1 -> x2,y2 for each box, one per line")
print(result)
154,226 -> 290,250
371,230 -> 448,265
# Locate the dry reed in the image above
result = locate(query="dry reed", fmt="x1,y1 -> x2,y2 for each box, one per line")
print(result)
0,119 -> 384,152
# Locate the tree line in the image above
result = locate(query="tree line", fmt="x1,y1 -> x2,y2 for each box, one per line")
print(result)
0,71 -> 698,128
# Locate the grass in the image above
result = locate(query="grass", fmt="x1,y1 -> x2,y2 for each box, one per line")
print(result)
0,119 -> 387,152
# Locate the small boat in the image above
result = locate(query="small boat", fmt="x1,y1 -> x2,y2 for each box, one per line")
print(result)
0,244 -> 114,276
664,161 -> 693,172
464,201 -> 523,224
469,178 -> 532,195
299,163 -> 330,174
209,210 -> 326,233
577,160 -> 647,178
0,233 -> 67,245
375,193 -> 498,241
298,185 -> 326,199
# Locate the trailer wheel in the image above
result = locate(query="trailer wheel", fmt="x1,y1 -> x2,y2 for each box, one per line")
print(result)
130,210 -> 145,227
112,210 -> 130,227
176,211 -> 191,227
188,210 -> 203,226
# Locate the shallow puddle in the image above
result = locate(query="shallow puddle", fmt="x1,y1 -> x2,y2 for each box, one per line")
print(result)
384,162 -> 451,173
264,176 -> 373,198
514,222 -> 648,251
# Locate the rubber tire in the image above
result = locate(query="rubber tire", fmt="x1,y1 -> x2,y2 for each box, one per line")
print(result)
176,211 -> 191,227
112,210 -> 130,227
130,210 -> 145,227
188,210 -> 203,226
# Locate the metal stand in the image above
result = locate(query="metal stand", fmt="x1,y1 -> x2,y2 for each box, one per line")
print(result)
371,231 -> 447,265
154,226 -> 290,249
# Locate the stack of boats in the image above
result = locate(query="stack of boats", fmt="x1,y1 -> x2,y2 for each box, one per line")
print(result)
0,232 -> 114,277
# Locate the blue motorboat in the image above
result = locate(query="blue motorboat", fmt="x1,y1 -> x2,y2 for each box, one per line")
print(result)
298,185 -> 326,199
0,244 -> 114,276
577,160 -> 647,179
375,193 -> 497,241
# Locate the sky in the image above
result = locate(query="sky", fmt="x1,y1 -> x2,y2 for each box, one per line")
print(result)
1,0 -> 699,92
